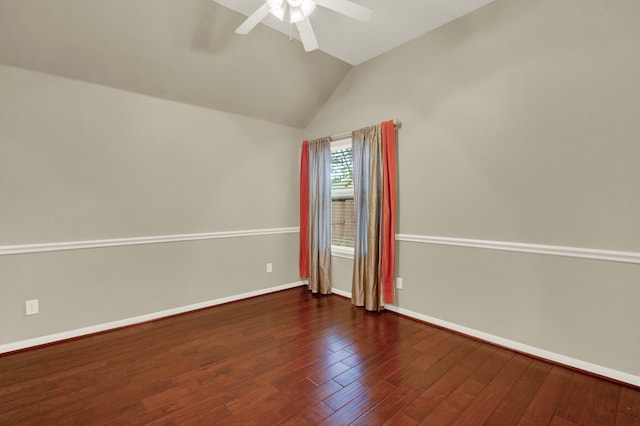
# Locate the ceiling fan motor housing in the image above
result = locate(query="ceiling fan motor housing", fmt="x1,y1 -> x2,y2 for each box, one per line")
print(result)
236,0 -> 372,53
267,0 -> 317,22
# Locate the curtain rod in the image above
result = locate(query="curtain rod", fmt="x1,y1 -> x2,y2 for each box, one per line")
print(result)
329,119 -> 402,142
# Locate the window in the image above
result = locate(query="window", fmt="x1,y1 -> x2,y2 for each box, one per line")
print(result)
331,138 -> 354,252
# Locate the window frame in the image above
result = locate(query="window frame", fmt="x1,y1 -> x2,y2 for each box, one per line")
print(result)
330,137 -> 355,259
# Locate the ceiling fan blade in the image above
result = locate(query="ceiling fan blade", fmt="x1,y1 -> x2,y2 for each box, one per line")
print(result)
315,0 -> 372,22
295,19 -> 319,52
235,3 -> 270,35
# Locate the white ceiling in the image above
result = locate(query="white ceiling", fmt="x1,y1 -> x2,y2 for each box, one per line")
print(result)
0,0 -> 495,127
213,0 -> 496,65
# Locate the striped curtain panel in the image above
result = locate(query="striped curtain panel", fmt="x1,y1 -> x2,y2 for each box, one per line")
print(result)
299,138 -> 332,294
351,120 -> 396,311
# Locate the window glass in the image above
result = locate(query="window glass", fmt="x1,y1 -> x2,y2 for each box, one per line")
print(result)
331,139 -> 354,248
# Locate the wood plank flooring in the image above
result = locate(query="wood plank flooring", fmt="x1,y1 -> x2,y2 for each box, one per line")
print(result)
1,286 -> 639,425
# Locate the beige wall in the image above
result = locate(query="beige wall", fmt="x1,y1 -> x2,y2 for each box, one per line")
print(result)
3,0 -> 640,382
0,65 -> 302,345
307,0 -> 640,376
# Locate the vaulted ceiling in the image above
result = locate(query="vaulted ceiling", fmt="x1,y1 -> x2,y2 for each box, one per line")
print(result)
0,0 -> 494,128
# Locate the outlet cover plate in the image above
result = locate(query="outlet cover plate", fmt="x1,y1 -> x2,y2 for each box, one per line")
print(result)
26,299 -> 39,315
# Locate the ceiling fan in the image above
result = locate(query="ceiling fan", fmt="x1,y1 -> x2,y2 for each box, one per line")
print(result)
235,0 -> 372,52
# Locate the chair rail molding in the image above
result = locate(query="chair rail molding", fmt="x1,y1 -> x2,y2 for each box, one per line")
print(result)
0,227 -> 300,256
396,234 -> 640,265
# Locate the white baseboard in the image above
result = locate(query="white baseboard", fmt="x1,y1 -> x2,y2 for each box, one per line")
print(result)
332,288 -> 351,298
6,282 -> 638,387
332,287 -> 640,387
0,281 -> 304,355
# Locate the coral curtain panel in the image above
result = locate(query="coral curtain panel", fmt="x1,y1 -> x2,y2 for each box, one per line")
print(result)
299,141 -> 310,278
380,120 -> 397,304
351,120 -> 396,311
300,138 -> 332,294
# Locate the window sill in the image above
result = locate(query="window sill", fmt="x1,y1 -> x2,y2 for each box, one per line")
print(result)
332,245 -> 354,259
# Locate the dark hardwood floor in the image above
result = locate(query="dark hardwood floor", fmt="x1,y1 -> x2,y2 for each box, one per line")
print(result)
1,286 -> 639,425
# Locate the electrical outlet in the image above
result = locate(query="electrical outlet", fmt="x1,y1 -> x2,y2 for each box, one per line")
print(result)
266,263 -> 273,273
396,277 -> 403,289
26,299 -> 39,316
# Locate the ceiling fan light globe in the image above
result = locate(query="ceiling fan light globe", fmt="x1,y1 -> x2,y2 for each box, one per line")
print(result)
301,0 -> 316,17
287,0 -> 304,8
289,6 -> 305,23
269,5 -> 286,21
